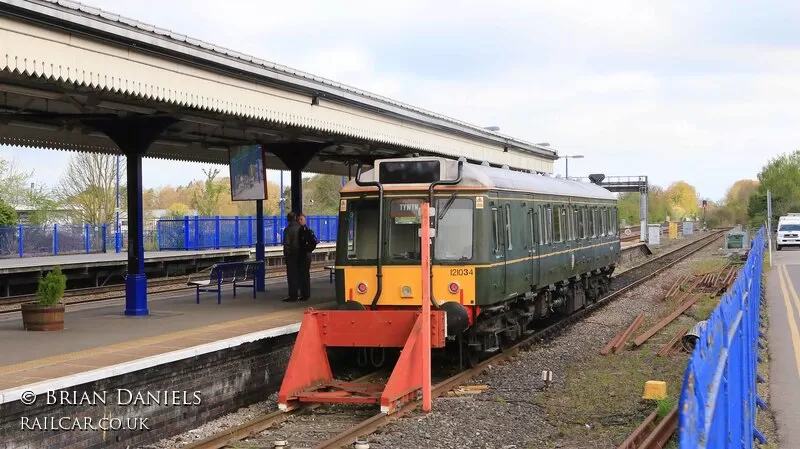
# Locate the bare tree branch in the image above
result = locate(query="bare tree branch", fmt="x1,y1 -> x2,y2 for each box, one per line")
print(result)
58,153 -> 125,224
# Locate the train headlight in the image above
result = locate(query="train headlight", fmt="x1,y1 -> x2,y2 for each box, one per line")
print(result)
448,282 -> 460,294
356,282 -> 368,294
400,285 -> 413,298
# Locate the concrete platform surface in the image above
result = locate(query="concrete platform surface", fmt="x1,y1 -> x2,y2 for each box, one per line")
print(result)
0,274 -> 335,400
767,249 -> 800,449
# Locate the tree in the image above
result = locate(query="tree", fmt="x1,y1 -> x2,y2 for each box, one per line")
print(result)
58,153 -> 125,224
717,179 -> 758,226
0,198 -> 17,226
0,157 -> 61,223
616,185 -> 673,225
166,202 -> 190,217
282,174 -> 342,215
191,168 -> 226,216
0,158 -> 32,207
664,181 -> 699,219
748,151 -> 800,227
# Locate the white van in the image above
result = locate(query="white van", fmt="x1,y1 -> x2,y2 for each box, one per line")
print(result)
777,215 -> 800,250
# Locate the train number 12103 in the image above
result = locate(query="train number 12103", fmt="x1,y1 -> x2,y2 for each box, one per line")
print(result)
449,268 -> 474,276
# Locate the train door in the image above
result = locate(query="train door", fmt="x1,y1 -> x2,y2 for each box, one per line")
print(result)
526,207 -> 539,287
491,205 -> 506,295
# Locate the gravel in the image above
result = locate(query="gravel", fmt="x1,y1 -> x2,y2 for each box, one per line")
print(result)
368,240 -> 719,449
138,392 -> 281,448
137,233 -> 720,449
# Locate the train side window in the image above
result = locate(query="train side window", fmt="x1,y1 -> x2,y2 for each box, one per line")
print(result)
553,207 -> 560,242
435,198 -> 473,261
545,206 -> 553,244
612,208 -> 618,234
577,208 -> 584,239
601,207 -> 607,236
492,207 -> 502,254
505,203 -> 513,250
347,211 -> 356,255
588,208 -> 595,238
594,208 -> 600,237
537,207 -> 544,244
347,199 -> 379,260
568,208 -> 574,241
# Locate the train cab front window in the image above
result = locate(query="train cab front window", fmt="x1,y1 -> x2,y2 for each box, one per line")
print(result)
435,198 -> 473,261
346,199 -> 379,260
389,199 -> 422,260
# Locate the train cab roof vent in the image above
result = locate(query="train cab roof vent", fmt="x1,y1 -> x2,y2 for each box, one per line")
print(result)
588,174 -> 606,184
481,161 -> 490,166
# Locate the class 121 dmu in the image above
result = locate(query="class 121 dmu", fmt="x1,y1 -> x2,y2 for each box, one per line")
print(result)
333,155 -> 620,366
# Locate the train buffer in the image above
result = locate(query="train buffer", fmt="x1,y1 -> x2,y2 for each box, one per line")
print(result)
278,308 -> 446,414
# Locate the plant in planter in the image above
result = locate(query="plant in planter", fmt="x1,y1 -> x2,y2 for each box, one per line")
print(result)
21,266 -> 67,331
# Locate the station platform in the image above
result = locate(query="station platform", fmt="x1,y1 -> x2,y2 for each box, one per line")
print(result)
766,249 -> 800,448
0,242 -> 335,275
0,243 -> 336,297
0,273 -> 335,404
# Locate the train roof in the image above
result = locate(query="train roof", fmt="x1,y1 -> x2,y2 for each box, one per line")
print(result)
342,158 -> 616,201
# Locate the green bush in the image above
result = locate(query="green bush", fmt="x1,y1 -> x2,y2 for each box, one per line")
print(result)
0,198 -> 16,226
36,266 -> 67,306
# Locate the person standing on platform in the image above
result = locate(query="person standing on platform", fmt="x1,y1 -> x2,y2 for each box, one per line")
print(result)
282,212 -> 302,302
297,213 -> 318,301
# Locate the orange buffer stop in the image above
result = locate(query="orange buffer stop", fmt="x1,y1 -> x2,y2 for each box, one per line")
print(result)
278,308 -> 446,414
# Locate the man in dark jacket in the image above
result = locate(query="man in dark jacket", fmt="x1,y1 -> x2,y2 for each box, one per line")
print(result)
296,213 -> 315,301
282,212 -> 302,302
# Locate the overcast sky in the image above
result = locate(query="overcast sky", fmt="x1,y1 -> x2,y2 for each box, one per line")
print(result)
2,0 -> 798,200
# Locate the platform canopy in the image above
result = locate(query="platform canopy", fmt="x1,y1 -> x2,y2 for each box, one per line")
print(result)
0,0 -> 557,175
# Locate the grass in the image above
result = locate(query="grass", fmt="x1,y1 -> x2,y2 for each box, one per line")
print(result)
656,397 -> 676,419
692,295 -> 719,321
536,334 -> 688,445
690,258 -> 729,276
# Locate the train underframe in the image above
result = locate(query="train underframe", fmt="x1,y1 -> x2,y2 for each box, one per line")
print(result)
456,265 -> 615,367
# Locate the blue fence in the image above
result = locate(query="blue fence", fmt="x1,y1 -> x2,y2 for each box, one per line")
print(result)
0,224 -> 108,258
678,227 -> 767,448
156,215 -> 338,250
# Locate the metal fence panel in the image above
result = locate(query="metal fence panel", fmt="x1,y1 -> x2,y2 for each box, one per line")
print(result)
678,227 -> 766,449
154,215 -> 337,251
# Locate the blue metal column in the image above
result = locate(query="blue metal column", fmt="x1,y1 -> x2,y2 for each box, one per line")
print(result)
80,116 -> 176,316
291,168 -> 302,214
255,200 -> 265,292
125,151 -> 148,315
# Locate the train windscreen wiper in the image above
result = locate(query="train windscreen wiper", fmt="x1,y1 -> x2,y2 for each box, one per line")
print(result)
438,193 -> 457,220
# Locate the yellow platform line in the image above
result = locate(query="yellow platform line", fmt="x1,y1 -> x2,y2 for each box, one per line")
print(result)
0,302 -> 332,375
777,265 -> 800,380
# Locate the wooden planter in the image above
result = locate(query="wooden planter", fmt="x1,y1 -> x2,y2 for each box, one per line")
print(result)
21,303 -> 65,331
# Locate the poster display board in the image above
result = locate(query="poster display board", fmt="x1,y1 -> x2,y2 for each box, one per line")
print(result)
229,145 -> 267,201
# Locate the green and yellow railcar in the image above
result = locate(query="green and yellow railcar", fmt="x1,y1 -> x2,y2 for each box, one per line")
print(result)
334,156 -> 619,364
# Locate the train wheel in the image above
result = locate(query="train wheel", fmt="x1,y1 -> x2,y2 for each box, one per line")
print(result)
459,333 -> 481,368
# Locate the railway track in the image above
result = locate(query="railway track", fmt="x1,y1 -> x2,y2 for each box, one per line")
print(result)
0,262 -> 331,312
182,230 -> 726,449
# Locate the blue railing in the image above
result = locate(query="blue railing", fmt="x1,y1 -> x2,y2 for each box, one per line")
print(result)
0,224 -> 108,258
156,215 -> 338,250
678,227 -> 767,448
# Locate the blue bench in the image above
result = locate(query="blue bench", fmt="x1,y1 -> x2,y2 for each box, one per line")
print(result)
325,265 -> 335,284
188,261 -> 263,304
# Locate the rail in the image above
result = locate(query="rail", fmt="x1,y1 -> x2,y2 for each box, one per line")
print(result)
677,226 -> 767,448
181,231 -> 726,449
